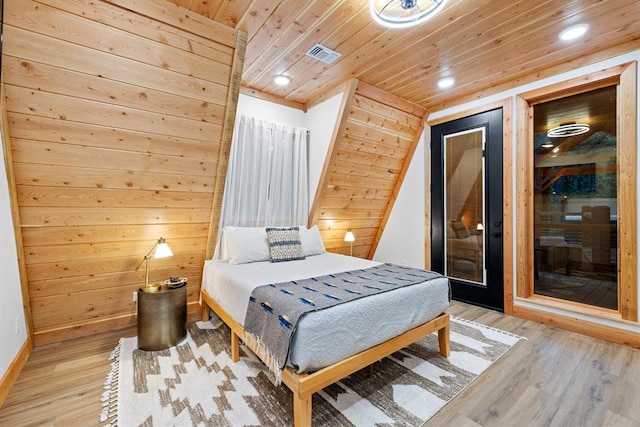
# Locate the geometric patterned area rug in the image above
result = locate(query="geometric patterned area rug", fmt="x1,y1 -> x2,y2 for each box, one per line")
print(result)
100,317 -> 523,426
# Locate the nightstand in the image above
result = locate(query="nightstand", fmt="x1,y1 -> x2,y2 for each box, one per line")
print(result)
137,281 -> 187,351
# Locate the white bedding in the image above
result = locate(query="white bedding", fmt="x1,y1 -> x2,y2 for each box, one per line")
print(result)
202,253 -> 450,372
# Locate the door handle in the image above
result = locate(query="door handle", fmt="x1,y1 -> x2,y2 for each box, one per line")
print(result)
491,221 -> 502,237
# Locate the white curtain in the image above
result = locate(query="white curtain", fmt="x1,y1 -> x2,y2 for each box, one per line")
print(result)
215,114 -> 309,254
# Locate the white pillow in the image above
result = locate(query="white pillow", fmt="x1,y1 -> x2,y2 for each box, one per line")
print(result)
223,226 -> 270,264
299,225 -> 326,256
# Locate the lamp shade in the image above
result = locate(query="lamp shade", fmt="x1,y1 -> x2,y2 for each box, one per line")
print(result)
154,237 -> 173,259
135,237 -> 174,292
344,229 -> 355,242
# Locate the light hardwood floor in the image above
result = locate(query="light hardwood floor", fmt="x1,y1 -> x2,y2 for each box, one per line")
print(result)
1,301 -> 639,426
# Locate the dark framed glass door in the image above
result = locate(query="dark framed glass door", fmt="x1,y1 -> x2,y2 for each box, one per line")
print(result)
431,108 -> 504,311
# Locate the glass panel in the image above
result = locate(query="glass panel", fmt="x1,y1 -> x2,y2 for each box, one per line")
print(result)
444,128 -> 485,285
533,86 -> 618,310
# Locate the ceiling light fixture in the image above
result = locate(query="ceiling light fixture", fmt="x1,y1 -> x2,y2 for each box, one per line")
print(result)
437,77 -> 455,89
559,23 -> 589,41
274,74 -> 291,86
541,142 -> 554,148
547,122 -> 590,138
370,0 -> 448,29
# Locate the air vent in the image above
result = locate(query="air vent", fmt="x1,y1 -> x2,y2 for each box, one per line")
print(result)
305,43 -> 341,64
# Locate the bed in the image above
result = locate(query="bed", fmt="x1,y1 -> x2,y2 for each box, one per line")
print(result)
200,225 -> 451,427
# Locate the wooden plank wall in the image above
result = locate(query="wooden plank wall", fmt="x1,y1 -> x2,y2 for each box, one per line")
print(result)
309,79 -> 427,258
2,0 -> 244,345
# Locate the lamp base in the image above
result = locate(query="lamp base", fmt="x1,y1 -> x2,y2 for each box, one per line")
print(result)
141,283 -> 162,293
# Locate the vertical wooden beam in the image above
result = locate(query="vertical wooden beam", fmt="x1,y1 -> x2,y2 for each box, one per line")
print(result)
618,61 -> 637,321
501,97 -> 514,315
205,30 -> 247,259
515,96 -> 533,298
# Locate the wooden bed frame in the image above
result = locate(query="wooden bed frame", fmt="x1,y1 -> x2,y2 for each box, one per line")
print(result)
201,289 -> 450,427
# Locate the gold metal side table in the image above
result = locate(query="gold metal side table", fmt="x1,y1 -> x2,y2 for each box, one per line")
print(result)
137,281 -> 187,351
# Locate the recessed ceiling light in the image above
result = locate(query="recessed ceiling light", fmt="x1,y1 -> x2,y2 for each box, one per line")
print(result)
559,24 -> 589,41
274,74 -> 291,86
437,77 -> 455,89
541,142 -> 554,148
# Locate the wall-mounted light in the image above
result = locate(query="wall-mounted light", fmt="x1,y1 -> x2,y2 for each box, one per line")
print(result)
274,74 -> 291,86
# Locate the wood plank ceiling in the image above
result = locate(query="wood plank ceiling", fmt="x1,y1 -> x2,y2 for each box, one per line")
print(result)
171,0 -> 640,111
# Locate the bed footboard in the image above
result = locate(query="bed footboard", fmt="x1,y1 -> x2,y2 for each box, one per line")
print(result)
201,290 -> 450,427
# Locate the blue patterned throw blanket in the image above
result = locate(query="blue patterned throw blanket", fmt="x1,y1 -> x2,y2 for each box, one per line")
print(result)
243,263 -> 444,384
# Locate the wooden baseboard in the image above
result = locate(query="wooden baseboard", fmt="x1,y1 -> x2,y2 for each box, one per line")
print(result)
33,301 -> 202,346
512,304 -> 640,348
34,314 -> 137,346
0,337 -> 33,408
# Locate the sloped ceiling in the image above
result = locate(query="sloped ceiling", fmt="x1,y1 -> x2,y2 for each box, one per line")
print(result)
309,79 -> 427,258
2,0 -> 244,344
170,0 -> 640,111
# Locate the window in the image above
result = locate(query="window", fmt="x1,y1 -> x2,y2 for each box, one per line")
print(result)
516,62 -> 637,322
532,87 -> 618,310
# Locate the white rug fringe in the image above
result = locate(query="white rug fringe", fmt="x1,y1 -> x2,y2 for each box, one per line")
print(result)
451,316 -> 527,340
99,339 -> 122,426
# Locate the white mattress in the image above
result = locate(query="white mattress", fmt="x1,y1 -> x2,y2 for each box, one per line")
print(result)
202,253 -> 450,372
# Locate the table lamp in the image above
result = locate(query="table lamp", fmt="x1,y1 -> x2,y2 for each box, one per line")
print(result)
344,229 -> 355,256
135,237 -> 173,292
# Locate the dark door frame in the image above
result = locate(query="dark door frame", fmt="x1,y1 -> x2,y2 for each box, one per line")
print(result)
430,107 -> 505,311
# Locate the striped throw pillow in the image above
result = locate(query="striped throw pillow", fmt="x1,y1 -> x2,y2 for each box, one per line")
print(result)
265,227 -> 305,263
